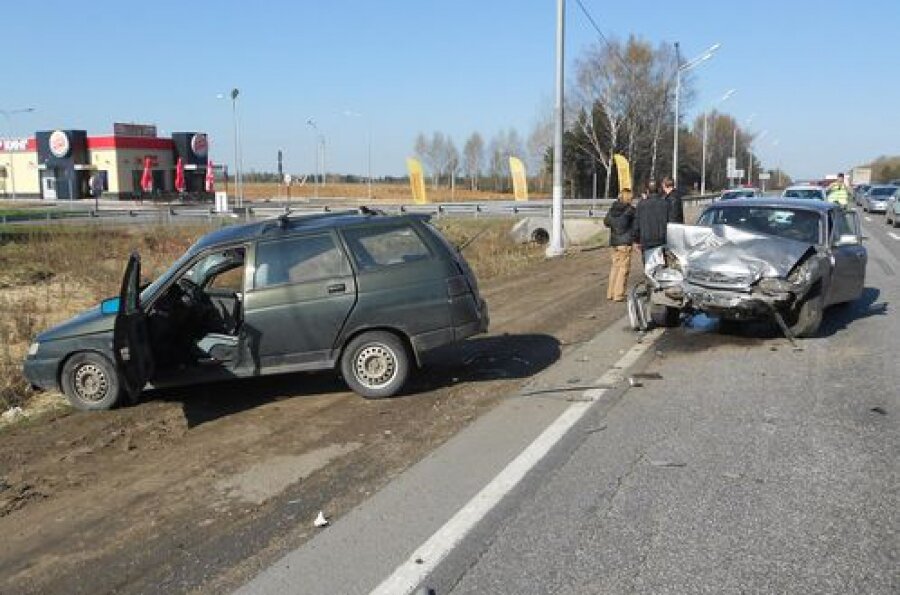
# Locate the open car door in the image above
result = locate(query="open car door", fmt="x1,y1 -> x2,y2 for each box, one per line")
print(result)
113,252 -> 154,403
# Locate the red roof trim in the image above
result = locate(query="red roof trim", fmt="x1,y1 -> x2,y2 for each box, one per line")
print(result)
87,136 -> 174,150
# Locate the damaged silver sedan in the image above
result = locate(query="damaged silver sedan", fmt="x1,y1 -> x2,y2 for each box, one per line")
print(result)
629,198 -> 867,337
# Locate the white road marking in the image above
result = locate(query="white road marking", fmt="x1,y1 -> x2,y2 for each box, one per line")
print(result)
888,232 -> 900,241
865,216 -> 872,222
369,328 -> 664,595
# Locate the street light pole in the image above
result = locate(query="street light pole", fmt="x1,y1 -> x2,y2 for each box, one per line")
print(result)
546,0 -> 566,257
701,89 -> 734,195
0,107 -> 35,201
306,118 -> 325,198
673,42 -> 720,188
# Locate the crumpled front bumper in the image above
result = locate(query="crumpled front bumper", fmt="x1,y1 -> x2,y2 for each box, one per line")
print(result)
680,282 -> 794,319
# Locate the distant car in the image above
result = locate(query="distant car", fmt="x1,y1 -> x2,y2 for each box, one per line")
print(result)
861,185 -> 898,213
718,188 -> 762,201
23,210 -> 489,410
854,184 -> 872,205
781,185 -> 826,200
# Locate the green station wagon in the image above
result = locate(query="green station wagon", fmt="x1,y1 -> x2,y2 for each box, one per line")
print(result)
23,210 -> 489,410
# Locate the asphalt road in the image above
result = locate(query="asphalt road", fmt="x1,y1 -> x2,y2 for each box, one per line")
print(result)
444,216 -> 899,594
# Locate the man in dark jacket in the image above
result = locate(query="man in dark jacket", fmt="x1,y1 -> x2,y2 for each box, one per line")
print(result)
634,182 -> 671,262
661,176 -> 684,224
603,188 -> 635,301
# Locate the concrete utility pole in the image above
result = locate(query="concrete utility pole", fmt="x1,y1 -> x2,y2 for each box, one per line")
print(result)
547,0 -> 566,258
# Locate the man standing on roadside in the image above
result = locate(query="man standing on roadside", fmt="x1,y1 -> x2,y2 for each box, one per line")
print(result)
661,176 -> 684,224
603,188 -> 636,302
633,180 -> 671,262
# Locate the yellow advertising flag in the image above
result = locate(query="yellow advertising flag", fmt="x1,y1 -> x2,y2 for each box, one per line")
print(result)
509,156 -> 529,202
406,157 -> 428,204
613,153 -> 632,196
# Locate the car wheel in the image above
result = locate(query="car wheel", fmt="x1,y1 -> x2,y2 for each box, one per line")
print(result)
60,352 -> 123,411
650,305 -> 681,328
341,331 -> 410,399
786,293 -> 824,338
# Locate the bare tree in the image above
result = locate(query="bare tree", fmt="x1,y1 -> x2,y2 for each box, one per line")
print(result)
571,40 -> 632,197
446,139 -> 460,198
527,109 -> 553,193
463,132 -> 484,191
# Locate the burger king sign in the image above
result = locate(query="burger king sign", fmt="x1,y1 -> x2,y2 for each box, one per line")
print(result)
190,133 -> 208,158
49,130 -> 70,159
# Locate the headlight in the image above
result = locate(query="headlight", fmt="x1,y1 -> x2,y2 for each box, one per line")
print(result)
788,257 -> 819,286
757,278 -> 793,293
27,342 -> 40,356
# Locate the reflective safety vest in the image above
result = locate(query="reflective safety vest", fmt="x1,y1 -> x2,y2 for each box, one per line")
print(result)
827,182 -> 849,206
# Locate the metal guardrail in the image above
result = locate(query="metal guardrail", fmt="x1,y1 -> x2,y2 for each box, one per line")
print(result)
0,194 -> 719,226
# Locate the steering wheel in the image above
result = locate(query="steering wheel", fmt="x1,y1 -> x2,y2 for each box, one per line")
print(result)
176,277 -> 203,308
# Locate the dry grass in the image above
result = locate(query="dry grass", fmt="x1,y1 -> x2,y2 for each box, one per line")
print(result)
0,217 -> 542,411
0,224 -> 209,409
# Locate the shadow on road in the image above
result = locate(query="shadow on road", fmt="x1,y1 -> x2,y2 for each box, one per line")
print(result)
817,287 -> 887,337
148,333 -> 561,428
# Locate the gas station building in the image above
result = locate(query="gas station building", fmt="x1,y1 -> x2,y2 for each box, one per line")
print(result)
0,124 -> 210,200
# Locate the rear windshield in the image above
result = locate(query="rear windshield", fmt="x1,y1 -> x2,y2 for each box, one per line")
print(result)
698,206 -> 821,244
870,187 -> 896,196
783,188 -> 823,199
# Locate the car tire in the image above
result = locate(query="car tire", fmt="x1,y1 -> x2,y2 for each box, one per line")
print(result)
60,352 -> 123,411
650,305 -> 681,328
786,293 -> 824,339
341,331 -> 410,399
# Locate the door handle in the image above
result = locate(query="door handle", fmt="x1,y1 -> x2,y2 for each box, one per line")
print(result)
327,283 -> 347,294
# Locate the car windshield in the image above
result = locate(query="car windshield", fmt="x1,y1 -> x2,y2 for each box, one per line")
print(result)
870,187 -> 896,196
783,188 -> 823,199
139,247 -> 198,303
698,206 -> 822,244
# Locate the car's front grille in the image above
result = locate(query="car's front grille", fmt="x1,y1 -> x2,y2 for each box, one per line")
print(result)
686,269 -> 755,288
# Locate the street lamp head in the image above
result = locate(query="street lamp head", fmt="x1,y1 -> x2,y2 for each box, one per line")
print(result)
231,88 -> 240,100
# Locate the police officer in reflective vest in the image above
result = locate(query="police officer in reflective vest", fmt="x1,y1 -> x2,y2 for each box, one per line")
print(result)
826,173 -> 851,208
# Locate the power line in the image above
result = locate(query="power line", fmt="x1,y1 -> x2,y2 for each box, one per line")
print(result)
572,0 -> 639,80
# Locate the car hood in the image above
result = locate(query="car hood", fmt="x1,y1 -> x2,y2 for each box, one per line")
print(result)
656,223 -> 815,283
37,300 -> 117,342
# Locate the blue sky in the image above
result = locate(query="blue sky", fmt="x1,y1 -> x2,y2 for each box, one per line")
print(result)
4,0 -> 897,179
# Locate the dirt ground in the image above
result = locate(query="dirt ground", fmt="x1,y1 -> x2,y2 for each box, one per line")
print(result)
0,246 -> 641,594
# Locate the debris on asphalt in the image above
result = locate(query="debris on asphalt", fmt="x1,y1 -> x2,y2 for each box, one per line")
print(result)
631,372 -> 663,380
585,425 -> 608,434
870,406 -> 887,415
567,377 -> 582,384
313,511 -> 329,527
649,459 -> 686,468
722,472 -> 742,480
628,377 -> 643,388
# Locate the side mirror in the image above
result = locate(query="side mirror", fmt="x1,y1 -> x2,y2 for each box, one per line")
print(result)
835,234 -> 859,247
